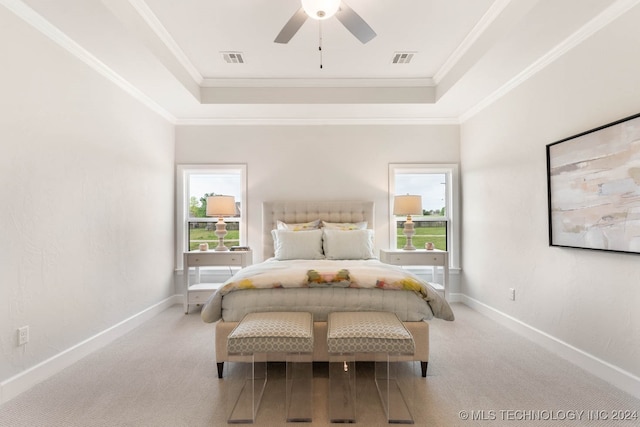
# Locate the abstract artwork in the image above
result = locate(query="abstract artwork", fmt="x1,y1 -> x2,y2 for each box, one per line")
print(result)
547,113 -> 640,254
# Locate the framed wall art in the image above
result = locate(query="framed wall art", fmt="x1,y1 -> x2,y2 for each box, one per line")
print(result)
546,113 -> 640,254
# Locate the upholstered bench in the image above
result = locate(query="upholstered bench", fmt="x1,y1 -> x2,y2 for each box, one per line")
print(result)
327,311 -> 416,424
226,312 -> 314,423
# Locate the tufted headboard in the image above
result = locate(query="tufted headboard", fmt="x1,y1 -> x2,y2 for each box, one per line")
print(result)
262,201 -> 374,260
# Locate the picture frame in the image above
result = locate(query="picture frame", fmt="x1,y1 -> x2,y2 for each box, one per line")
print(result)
546,112 -> 640,254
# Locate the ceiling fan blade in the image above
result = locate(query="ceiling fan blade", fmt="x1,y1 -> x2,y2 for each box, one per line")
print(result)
274,7 -> 308,44
335,1 -> 376,44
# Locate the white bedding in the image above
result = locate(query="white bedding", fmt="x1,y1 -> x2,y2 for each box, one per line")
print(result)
219,287 -> 432,321
201,258 -> 455,323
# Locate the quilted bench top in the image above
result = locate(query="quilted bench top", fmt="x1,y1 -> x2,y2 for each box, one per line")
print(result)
327,311 -> 415,354
227,311 -> 314,354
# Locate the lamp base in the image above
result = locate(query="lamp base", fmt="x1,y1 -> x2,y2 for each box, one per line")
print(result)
214,243 -> 229,251
402,221 -> 416,251
215,220 -> 229,251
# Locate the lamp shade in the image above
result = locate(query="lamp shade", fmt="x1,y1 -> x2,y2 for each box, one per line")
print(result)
301,0 -> 340,20
206,195 -> 236,217
393,195 -> 422,216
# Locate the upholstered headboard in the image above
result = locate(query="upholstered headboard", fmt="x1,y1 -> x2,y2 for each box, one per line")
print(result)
262,201 -> 374,260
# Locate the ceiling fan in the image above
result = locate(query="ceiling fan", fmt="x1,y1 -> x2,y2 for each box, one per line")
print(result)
274,0 -> 376,44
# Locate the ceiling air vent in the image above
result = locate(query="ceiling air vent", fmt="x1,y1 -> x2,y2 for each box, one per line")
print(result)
392,52 -> 415,64
222,52 -> 245,64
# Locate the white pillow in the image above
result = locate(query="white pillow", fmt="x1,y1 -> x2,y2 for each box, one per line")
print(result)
272,229 -> 325,260
322,221 -> 367,230
276,219 -> 321,231
322,229 -> 375,260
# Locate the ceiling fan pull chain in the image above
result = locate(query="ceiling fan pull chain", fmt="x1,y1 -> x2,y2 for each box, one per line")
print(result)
319,22 -> 323,69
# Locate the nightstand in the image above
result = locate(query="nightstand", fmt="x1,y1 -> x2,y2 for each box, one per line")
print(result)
380,249 -> 449,301
183,250 -> 252,314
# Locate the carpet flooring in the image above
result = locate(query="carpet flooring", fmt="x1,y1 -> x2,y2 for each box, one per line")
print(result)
0,303 -> 638,426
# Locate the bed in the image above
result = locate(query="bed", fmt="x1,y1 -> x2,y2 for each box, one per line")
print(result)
201,200 -> 454,378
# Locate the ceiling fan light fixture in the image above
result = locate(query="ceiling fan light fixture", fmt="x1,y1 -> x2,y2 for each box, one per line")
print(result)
301,0 -> 340,20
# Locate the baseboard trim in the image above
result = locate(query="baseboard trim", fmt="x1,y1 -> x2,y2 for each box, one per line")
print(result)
448,292 -> 464,303
0,295 -> 181,404
460,294 -> 640,400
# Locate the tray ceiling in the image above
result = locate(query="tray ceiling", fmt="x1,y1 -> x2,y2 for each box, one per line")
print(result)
6,0 -> 634,124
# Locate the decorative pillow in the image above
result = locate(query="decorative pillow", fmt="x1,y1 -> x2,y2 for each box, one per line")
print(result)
276,219 -> 321,231
272,229 -> 324,260
322,221 -> 368,230
322,229 -> 375,260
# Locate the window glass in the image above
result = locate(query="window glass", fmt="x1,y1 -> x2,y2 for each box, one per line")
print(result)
394,172 -> 448,250
187,173 -> 241,250
389,164 -> 459,268
176,165 -> 246,269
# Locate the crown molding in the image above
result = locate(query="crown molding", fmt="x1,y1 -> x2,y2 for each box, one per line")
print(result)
127,0 -> 203,85
460,0 -> 640,123
433,0 -> 512,85
200,85 -> 436,104
2,0 -> 176,123
174,117 -> 460,126
200,78 -> 435,88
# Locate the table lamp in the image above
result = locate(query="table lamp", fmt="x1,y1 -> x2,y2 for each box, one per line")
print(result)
206,195 -> 236,251
393,195 -> 422,250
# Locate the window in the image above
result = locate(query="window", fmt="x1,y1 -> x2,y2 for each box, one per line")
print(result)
176,164 -> 247,269
389,164 -> 459,268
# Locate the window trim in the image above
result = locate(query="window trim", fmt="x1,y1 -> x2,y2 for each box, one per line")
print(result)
388,163 -> 460,269
176,164 -> 247,270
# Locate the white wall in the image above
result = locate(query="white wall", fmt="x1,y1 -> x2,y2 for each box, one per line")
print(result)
0,7 -> 175,397
176,125 -> 460,262
460,4 -> 640,393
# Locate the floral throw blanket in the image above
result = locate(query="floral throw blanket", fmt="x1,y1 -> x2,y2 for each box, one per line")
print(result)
201,259 -> 455,323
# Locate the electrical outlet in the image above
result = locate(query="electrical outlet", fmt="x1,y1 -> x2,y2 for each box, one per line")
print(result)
509,288 -> 516,301
18,326 -> 29,346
